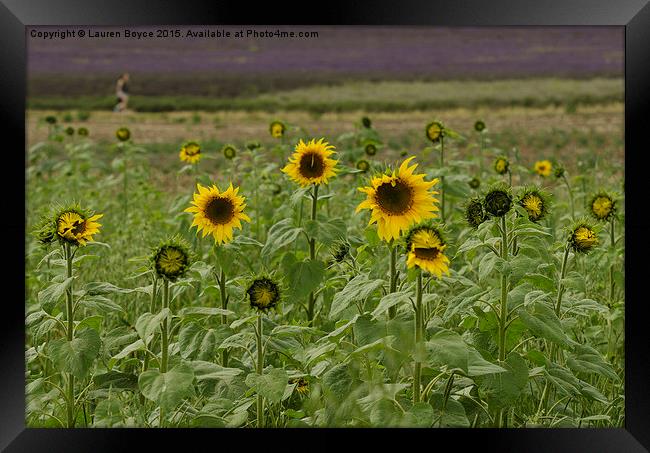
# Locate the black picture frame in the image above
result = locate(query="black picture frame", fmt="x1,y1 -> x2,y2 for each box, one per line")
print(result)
3,0 -> 649,450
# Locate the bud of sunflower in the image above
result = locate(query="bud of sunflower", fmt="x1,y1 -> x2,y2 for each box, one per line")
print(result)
330,239 -> 350,263
246,140 -> 261,151
361,116 -> 372,129
554,164 -> 565,179
518,187 -> 550,222
474,120 -> 486,133
468,177 -> 481,189
150,236 -> 192,282
364,143 -> 377,157
65,126 -> 75,136
465,198 -> 487,229
425,120 -> 445,143
484,185 -> 513,217
77,127 -> 89,137
116,127 -> 131,142
568,221 -> 599,254
45,115 -> 57,125
588,192 -> 616,222
269,120 -> 286,139
247,276 -> 281,312
494,156 -> 510,175
400,150 -> 408,157
32,216 -> 57,246
222,144 -> 237,160
356,159 -> 370,173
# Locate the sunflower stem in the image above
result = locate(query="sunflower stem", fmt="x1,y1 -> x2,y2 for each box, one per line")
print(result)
307,184 -> 319,323
160,279 -> 169,374
496,215 -> 509,428
562,175 -> 575,219
256,314 -> 264,428
555,244 -> 571,318
141,275 -> 158,406
388,243 -> 398,319
219,267 -> 229,367
413,270 -> 423,404
64,243 -> 76,428
609,217 -> 615,304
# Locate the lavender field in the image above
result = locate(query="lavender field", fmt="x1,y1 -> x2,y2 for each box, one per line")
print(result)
28,26 -> 623,104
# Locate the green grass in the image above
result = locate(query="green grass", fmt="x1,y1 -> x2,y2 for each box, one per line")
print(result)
28,77 -> 623,113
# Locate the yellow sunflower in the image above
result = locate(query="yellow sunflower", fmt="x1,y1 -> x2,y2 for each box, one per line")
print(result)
534,160 -> 552,177
179,141 -> 202,164
151,236 -> 191,281
185,183 -> 250,244
494,157 -> 509,175
247,277 -> 281,312
270,121 -> 286,138
425,121 -> 444,143
589,193 -> 615,221
570,224 -> 599,253
56,210 -> 103,246
405,225 -> 450,278
282,138 -> 338,186
356,156 -> 440,242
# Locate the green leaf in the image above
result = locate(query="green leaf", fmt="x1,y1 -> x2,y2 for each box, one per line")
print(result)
566,344 -> 619,381
517,302 -> 577,349
178,322 -> 217,360
94,371 -> 138,391
84,281 -> 133,296
324,314 -> 360,342
39,277 -> 74,314
329,274 -> 385,319
261,218 -> 303,257
79,295 -> 123,313
47,328 -> 101,379
401,402 -> 434,427
322,363 -> 353,400
135,308 -> 170,345
423,329 -> 469,373
93,398 -> 123,427
138,362 -> 195,411
286,259 -> 326,301
303,216 -> 347,245
430,393 -> 470,427
178,307 -> 234,320
523,273 -> 556,292
372,291 -> 411,319
245,368 -> 289,403
111,339 -> 145,362
189,360 -> 243,382
479,353 -> 528,408
466,349 -> 507,376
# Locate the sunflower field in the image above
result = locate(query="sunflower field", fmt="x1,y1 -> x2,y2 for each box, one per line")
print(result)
25,113 -> 624,428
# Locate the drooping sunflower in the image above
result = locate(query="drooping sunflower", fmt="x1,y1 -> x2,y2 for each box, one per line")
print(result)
330,239 -> 350,263
247,276 -> 281,312
554,163 -> 565,179
270,120 -> 286,139
282,138 -> 338,187
569,221 -> 599,254
469,177 -> 481,189
589,192 -> 616,221
151,236 -> 192,282
404,224 -> 450,278
179,141 -> 202,164
484,184 -> 513,217
534,160 -> 553,177
246,140 -> 262,151
361,117 -> 372,129
356,159 -> 370,173
425,121 -> 445,143
185,183 -> 251,244
55,206 -> 103,247
465,197 -> 487,229
222,144 -> 237,160
356,156 -> 440,242
518,188 -> 550,222
65,126 -> 75,136
474,120 -> 486,133
494,156 -> 510,175
77,127 -> 89,137
116,127 -> 131,142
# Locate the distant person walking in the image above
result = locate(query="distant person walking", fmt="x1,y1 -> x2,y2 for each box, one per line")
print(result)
114,73 -> 130,112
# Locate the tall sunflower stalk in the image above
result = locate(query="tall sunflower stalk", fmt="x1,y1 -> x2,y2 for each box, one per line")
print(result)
404,224 -> 450,404
185,183 -> 250,366
37,205 -> 103,427
357,157 -> 440,321
281,138 -> 338,324
247,276 -> 282,428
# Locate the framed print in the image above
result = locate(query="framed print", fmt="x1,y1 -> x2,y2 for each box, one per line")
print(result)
2,0 -> 649,450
